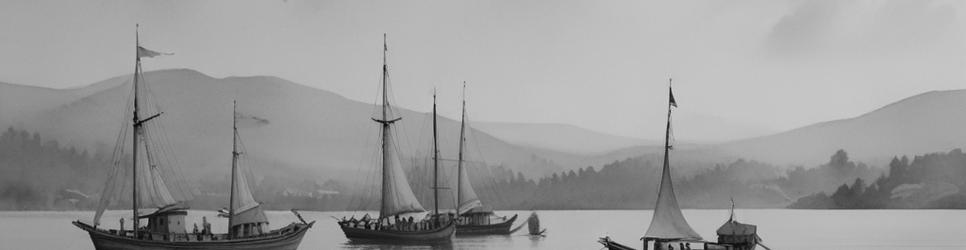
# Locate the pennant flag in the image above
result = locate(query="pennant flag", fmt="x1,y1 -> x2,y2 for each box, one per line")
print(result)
137,46 -> 173,58
235,112 -> 270,129
669,87 -> 678,108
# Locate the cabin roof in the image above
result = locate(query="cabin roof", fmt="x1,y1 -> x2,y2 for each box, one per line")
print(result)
716,220 -> 757,236
463,206 -> 495,215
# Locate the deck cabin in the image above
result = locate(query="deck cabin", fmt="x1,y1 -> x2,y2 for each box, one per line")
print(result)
715,219 -> 760,250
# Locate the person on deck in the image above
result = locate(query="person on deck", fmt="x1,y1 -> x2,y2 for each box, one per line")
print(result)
201,216 -> 210,235
119,218 -> 124,232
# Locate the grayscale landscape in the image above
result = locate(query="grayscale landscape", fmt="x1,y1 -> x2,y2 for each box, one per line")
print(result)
2,0 -> 966,249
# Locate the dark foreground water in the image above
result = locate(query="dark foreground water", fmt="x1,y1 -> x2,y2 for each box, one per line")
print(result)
1,209 -> 964,250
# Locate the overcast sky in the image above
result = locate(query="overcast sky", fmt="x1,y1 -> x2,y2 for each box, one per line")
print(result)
2,0 -> 965,142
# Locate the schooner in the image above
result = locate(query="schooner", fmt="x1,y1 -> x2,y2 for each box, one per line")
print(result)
336,34 -> 456,243
452,82 -> 519,235
72,26 -> 312,250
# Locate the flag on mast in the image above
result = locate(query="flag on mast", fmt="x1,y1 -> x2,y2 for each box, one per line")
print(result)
137,46 -> 173,58
669,87 -> 678,108
235,112 -> 270,129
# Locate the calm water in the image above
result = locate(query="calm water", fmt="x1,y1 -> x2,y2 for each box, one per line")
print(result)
1,209 -> 964,250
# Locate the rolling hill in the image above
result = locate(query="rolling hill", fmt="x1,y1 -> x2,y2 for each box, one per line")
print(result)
713,89 -> 966,166
2,69 -> 586,183
473,122 -> 653,155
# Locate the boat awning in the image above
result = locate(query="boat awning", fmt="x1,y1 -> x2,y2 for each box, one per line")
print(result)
462,205 -> 495,215
716,220 -> 757,236
138,203 -> 188,218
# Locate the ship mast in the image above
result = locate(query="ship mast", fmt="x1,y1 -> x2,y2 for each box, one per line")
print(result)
432,89 -> 440,217
374,34 -> 401,219
456,81 -> 466,217
131,24 -> 141,237
662,78 -> 674,180
130,24 -> 163,237
229,101 -> 238,238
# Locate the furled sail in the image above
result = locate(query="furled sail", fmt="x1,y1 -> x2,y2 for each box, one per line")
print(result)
380,132 -> 426,217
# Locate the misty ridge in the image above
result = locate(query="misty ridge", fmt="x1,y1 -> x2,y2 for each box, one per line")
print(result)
2,69 -> 966,211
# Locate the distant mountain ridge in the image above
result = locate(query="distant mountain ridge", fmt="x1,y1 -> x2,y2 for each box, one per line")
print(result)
474,121 -> 654,155
0,69 -> 590,182
713,89 -> 966,166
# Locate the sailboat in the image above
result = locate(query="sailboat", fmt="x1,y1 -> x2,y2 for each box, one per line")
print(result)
72,26 -> 312,250
336,34 -> 456,243
599,79 -> 704,250
452,82 -> 519,235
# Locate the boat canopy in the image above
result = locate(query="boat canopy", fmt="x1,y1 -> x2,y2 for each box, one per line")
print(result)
716,220 -> 757,236
231,205 -> 269,227
462,205 -> 494,215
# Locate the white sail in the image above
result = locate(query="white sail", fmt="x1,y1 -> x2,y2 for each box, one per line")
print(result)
644,83 -> 702,241
380,133 -> 426,217
139,163 -> 178,209
643,160 -> 702,240
457,165 -> 482,214
230,161 -> 267,227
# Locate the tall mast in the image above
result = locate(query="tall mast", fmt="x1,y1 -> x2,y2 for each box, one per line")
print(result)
729,197 -> 735,222
456,81 -> 466,217
229,101 -> 238,238
432,90 -> 439,216
374,34 -> 401,218
131,24 -> 141,236
663,78 -> 673,175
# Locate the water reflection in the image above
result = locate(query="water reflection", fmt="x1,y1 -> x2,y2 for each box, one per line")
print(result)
342,241 -> 454,250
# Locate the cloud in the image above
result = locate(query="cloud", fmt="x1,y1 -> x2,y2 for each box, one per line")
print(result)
764,0 -> 964,58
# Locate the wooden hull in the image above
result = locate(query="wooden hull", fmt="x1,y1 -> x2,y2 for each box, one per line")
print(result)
455,214 -> 518,235
339,220 -> 455,243
598,237 -> 638,250
73,221 -> 313,250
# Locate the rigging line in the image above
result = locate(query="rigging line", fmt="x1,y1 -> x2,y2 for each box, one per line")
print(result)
140,77 -> 193,200
352,122 -> 381,211
143,89 -> 192,200
461,114 -> 509,207
353,131 -> 378,211
353,82 -> 384,212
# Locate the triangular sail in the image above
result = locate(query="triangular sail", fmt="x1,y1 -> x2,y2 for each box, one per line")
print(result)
644,82 -> 702,241
376,34 -> 425,218
229,156 -> 267,227
93,32 -> 192,225
457,165 -> 482,213
456,82 -> 482,214
643,157 -> 702,240
380,128 -> 425,217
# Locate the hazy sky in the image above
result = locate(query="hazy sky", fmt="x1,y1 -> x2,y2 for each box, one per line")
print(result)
2,0 -> 965,142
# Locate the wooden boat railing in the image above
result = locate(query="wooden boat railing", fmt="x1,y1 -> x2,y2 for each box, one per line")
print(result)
91,223 -> 304,242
